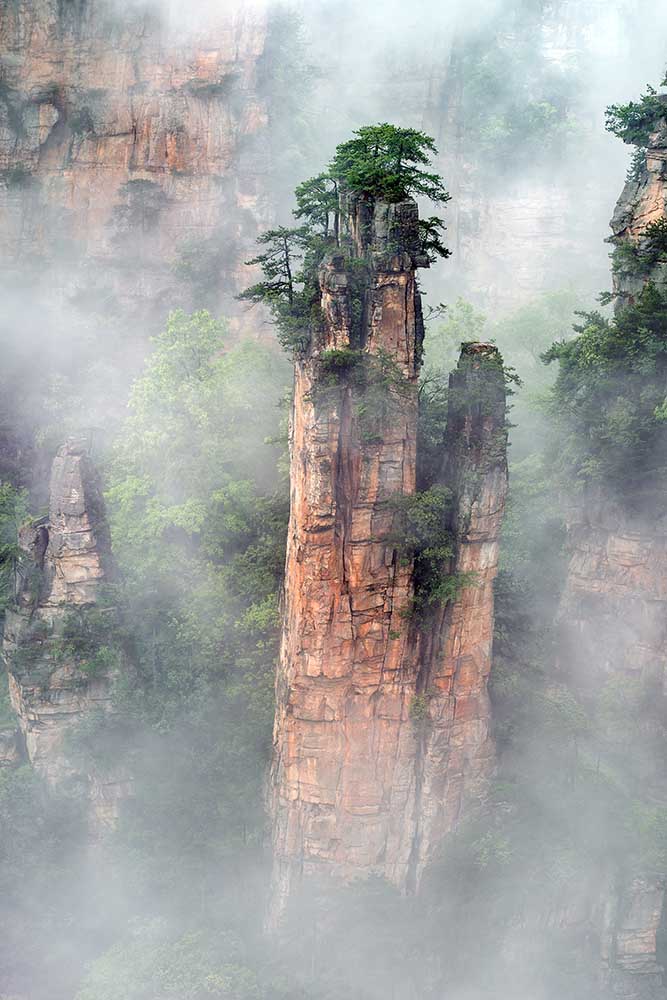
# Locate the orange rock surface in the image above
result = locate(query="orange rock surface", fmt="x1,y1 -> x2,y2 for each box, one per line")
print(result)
269,195 -> 508,915
0,0 -> 270,299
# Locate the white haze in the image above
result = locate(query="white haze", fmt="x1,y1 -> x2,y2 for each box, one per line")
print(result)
2,1 -> 667,998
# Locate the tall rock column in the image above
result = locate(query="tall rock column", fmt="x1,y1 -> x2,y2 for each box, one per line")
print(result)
557,101 -> 667,1000
408,342 -> 508,889
559,101 -> 667,693
1,438 -> 129,832
269,196 -> 508,915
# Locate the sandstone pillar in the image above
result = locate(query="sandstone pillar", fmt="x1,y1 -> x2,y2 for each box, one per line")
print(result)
269,196 -> 508,915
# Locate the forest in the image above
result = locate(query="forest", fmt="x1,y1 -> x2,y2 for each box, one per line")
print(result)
1,1 -> 667,998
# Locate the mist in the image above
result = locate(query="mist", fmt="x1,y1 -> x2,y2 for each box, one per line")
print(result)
1,0 -> 667,998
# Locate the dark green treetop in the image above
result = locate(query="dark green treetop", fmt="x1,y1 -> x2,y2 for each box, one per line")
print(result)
239,124 -> 450,355
328,123 -> 450,205
294,172 -> 340,240
238,226 -> 312,309
605,81 -> 667,179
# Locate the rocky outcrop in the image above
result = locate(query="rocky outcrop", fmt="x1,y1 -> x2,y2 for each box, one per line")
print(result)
269,194 -> 508,916
0,0 -> 269,309
559,102 -> 667,694
559,495 -> 667,703
556,102 -> 667,1000
610,97 -> 667,303
601,878 -> 667,1000
1,438 -> 130,832
0,727 -> 22,768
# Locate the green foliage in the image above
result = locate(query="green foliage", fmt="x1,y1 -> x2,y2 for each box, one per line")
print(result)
8,603 -> 124,687
606,84 -> 667,180
328,123 -> 450,205
418,216 -> 451,263
423,298 -> 487,373
409,693 -> 430,723
105,308 -> 290,913
184,75 -> 235,100
605,85 -> 666,148
0,482 -> 29,615
54,605 -> 124,677
440,15 -> 582,175
238,226 -> 321,355
76,922 -> 267,1000
317,347 -> 363,381
111,179 -> 169,237
416,366 -> 449,490
294,172 -> 339,240
351,350 -> 414,444
543,283 -> 667,499
388,485 -> 454,568
312,346 -> 415,445
611,217 -> 667,279
386,485 -> 473,617
240,125 -> 450,356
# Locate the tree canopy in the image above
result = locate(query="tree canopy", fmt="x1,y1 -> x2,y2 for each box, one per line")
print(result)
328,123 -> 450,204
239,124 -> 450,356
543,283 -> 667,500
605,85 -> 666,148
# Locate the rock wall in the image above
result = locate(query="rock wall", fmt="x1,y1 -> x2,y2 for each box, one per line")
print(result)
0,0 -> 279,494
560,104 -> 667,696
0,0 -> 270,309
269,194 -> 508,917
1,438 -> 130,832
610,99 -> 667,302
556,103 -> 667,999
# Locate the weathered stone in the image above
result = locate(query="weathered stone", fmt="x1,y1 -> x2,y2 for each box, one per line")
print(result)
556,102 -> 667,999
269,196 -> 508,919
0,728 -> 22,768
610,99 -> 667,303
1,439 -> 129,834
0,0 -> 270,310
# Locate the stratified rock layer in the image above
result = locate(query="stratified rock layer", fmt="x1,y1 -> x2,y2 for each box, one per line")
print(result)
0,0 -> 269,308
1,439 -> 129,831
557,103 -> 667,999
610,98 -> 667,303
270,196 -> 508,914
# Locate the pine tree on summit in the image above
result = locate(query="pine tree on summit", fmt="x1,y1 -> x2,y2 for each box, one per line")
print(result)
238,124 -> 451,355
328,123 -> 451,205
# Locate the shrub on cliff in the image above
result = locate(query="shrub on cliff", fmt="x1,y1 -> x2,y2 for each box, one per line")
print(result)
605,85 -> 666,148
606,83 -> 666,179
543,282 -> 667,501
611,217 -> 667,280
0,482 -> 28,616
237,226 -> 320,355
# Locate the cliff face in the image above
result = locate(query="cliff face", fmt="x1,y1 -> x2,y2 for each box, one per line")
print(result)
610,103 -> 667,303
560,107 -> 667,692
1,439 -> 129,832
0,0 -> 269,309
269,195 -> 508,914
556,107 -> 667,999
